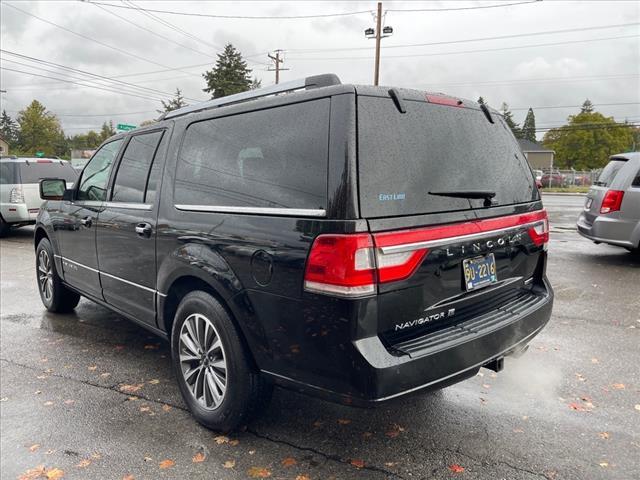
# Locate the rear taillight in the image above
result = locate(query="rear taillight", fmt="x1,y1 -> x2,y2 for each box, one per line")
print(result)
9,187 -> 24,204
304,210 -> 549,298
600,190 -> 624,214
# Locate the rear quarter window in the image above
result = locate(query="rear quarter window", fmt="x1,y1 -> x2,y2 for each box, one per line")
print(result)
0,162 -> 18,184
174,99 -> 330,210
595,159 -> 627,187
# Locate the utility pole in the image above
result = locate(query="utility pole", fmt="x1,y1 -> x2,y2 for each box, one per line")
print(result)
267,49 -> 289,84
365,2 -> 393,86
374,2 -> 382,86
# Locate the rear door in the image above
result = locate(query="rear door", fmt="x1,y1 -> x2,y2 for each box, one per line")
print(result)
356,91 -> 547,351
96,129 -> 168,326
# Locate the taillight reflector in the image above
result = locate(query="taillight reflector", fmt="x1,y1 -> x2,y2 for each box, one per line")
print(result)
304,210 -> 549,298
600,190 -> 624,214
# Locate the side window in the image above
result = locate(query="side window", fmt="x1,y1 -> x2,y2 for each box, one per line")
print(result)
143,132 -> 168,204
78,139 -> 123,201
0,163 -> 18,184
112,131 -> 164,203
632,169 -> 640,187
174,99 -> 330,210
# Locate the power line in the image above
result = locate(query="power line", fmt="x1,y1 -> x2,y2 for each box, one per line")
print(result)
388,0 -> 539,12
3,2 -> 200,76
411,73 -> 640,89
287,34 -> 639,60
286,21 -> 640,53
85,1 -> 372,19
511,102 -> 640,111
0,49 -> 202,102
0,66 -> 165,102
87,1 -> 217,59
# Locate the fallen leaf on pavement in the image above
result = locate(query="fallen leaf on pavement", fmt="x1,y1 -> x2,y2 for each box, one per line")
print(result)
162,405 -> 172,412
611,383 -> 625,390
192,452 -> 205,463
122,475 -> 135,480
337,418 -> 351,425
214,435 -> 229,444
148,379 -> 160,385
46,468 -> 64,479
312,421 -> 323,428
144,344 -> 159,350
159,459 -> 175,469
282,457 -> 297,467
229,439 -> 239,446
87,366 -> 97,371
599,432 -> 609,439
64,400 -> 74,405
385,424 -> 405,438
100,373 -> 111,378
296,475 -> 310,480
29,444 -> 41,452
247,466 -> 272,478
76,459 -> 91,468
449,464 -> 465,473
43,401 -> 54,406
119,384 -> 144,394
591,358 -> 599,364
223,460 -> 236,469
384,462 -> 397,467
350,459 -> 365,468
599,462 -> 609,468
635,404 -> 640,412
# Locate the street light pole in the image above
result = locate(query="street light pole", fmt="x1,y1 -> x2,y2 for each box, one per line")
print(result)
373,2 -> 382,86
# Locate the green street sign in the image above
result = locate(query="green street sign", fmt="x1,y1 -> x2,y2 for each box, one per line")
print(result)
117,123 -> 136,131
35,151 -> 45,158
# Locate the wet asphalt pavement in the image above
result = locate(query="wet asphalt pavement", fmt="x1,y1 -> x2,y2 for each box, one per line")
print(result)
1,194 -> 638,480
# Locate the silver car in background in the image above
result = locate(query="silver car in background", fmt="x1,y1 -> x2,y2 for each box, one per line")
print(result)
0,157 -> 78,237
577,152 -> 640,253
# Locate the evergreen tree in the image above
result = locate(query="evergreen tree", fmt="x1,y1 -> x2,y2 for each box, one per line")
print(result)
581,99 -> 594,113
17,100 -> 65,156
501,102 -> 522,139
99,121 -> 116,142
202,44 -> 258,99
522,108 -> 537,142
0,110 -> 20,147
159,88 -> 187,113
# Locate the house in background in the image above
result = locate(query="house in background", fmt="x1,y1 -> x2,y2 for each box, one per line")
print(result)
518,139 -> 555,171
0,136 -> 8,156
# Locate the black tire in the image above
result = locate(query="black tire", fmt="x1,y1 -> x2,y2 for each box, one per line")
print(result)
0,217 -> 10,238
171,291 -> 272,432
36,238 -> 81,313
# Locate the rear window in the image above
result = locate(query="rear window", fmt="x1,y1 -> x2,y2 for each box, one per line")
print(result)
19,161 -> 78,184
357,97 -> 538,217
175,99 -> 330,210
0,162 -> 18,184
595,159 -> 627,187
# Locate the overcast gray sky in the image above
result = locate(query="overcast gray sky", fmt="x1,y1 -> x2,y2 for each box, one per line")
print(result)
1,0 -> 639,139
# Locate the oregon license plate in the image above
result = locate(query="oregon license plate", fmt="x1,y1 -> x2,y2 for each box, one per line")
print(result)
463,254 -> 498,291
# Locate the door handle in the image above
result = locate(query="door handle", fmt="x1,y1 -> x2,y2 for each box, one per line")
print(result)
80,216 -> 92,228
135,223 -> 152,238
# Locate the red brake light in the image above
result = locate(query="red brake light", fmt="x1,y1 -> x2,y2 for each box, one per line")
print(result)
425,94 -> 463,107
600,190 -> 624,214
304,234 -> 376,297
36,159 -> 53,163
304,210 -> 549,298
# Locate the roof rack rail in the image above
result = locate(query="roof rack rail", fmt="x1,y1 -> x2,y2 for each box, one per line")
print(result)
162,73 -> 341,120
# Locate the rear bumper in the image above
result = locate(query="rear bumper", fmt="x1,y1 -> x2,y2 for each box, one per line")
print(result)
576,213 -> 635,248
263,280 -> 553,406
0,203 -> 37,224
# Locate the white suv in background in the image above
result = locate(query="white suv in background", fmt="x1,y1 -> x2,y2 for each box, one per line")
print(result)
0,157 -> 78,236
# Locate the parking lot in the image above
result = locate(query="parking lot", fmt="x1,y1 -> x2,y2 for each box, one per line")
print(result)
0,194 -> 638,480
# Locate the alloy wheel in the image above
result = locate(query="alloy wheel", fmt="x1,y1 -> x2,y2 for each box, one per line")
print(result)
179,313 -> 228,410
37,249 -> 53,303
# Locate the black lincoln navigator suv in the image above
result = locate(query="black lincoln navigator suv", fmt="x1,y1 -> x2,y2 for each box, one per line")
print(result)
34,74 -> 553,431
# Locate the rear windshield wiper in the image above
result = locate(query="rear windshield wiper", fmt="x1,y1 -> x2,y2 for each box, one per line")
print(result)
429,190 -> 497,207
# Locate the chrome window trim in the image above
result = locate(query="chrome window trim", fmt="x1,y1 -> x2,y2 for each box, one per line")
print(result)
55,255 -> 165,296
103,202 -> 152,210
174,204 -> 326,217
379,220 -> 544,255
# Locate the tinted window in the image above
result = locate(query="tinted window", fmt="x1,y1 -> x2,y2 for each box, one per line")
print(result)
19,162 -> 78,184
112,131 -> 163,203
144,132 -> 168,204
0,162 -> 18,184
175,99 -> 330,210
596,159 -> 627,187
632,169 -> 640,187
78,139 -> 123,201
358,97 -> 537,217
